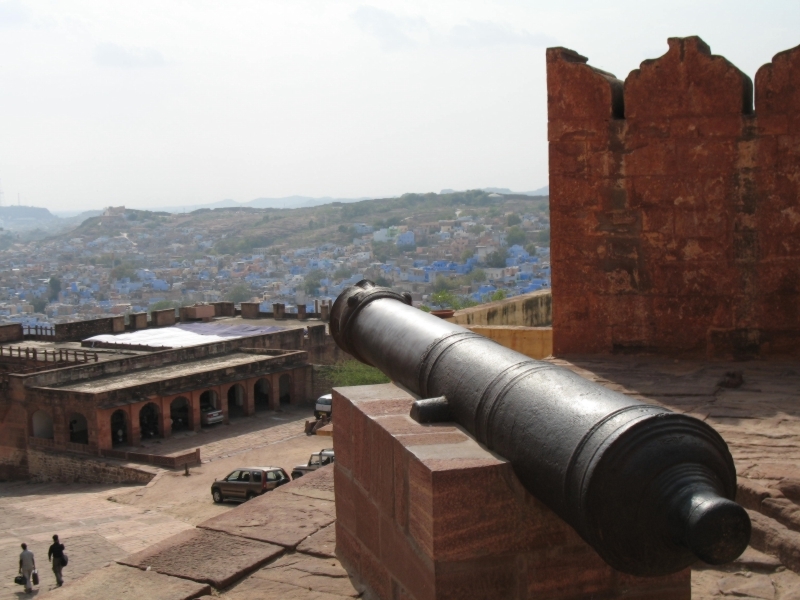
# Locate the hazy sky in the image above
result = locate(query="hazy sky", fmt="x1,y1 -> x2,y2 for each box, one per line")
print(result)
0,1 -> 798,211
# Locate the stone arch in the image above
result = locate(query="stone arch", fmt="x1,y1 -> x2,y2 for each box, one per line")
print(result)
227,384 -> 245,418
199,389 -> 218,409
32,410 -> 54,439
111,410 -> 127,446
254,378 -> 270,412
279,373 -> 292,405
68,412 -> 89,444
139,402 -> 160,439
170,396 -> 191,431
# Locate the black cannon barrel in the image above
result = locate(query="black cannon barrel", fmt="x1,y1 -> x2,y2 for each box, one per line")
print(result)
330,280 -> 750,577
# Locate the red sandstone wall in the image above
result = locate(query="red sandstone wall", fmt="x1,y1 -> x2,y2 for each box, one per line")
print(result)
548,37 -> 800,358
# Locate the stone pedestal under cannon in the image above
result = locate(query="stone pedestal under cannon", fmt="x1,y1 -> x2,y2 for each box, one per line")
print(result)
333,382 -> 691,600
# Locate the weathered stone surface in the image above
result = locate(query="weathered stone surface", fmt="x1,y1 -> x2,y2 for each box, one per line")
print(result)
245,554 -> 361,597
118,528 -> 284,589
221,578 -> 355,599
548,37 -> 800,359
297,523 -> 337,558
718,573 -> 776,599
199,478 -> 335,548
749,510 -> 800,574
41,563 -> 210,600
278,463 -> 335,501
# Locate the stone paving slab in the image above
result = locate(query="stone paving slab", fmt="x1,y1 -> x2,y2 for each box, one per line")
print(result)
199,489 -> 336,549
39,563 -> 210,600
221,554 -> 361,599
118,528 -> 284,589
222,578 -> 357,599
0,482 -> 194,598
297,523 -> 337,558
199,466 -> 336,549
244,554 -> 361,597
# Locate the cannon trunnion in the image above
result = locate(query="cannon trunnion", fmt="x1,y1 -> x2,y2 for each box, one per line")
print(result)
330,280 -> 750,577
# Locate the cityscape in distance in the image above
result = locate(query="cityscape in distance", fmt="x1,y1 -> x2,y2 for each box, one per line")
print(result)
0,187 -> 551,328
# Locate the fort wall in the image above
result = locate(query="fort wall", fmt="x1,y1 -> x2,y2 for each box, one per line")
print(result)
0,323 -> 23,343
54,316 -> 125,342
27,448 -> 156,484
547,37 -> 800,358
448,289 -> 552,327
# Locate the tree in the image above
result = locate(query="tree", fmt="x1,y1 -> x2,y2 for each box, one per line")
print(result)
149,300 -> 180,312
110,263 -> 137,281
334,267 -> 353,281
534,228 -> 551,244
460,249 -> 474,262
375,276 -> 390,287
485,248 -> 509,268
525,243 -> 538,256
305,269 -> 325,296
507,213 -> 521,226
469,268 -> 486,283
506,226 -> 527,247
489,289 -> 508,302
32,297 -> 47,313
432,275 -> 453,293
48,276 -> 62,301
372,241 -> 399,263
226,284 -> 252,303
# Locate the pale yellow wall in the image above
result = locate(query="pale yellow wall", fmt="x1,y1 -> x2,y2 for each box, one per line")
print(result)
465,326 -> 553,360
448,290 -> 552,328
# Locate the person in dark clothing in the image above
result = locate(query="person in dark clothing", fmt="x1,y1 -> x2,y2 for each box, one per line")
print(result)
47,534 -> 65,587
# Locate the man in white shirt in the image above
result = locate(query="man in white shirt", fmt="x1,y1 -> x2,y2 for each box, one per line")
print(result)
18,543 -> 36,593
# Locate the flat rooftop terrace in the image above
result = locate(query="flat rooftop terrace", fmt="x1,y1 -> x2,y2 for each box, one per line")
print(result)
48,351 -> 296,394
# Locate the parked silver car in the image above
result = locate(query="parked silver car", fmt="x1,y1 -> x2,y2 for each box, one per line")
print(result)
314,394 -> 332,420
291,448 -> 334,479
201,404 -> 223,426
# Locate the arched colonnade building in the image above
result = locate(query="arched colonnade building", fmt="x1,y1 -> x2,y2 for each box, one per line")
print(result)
15,347 -> 310,453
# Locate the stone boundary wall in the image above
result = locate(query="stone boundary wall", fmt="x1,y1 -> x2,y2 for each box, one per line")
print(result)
548,37 -> 800,358
448,289 -> 552,327
54,316 -> 125,342
466,325 -> 553,359
0,323 -> 23,343
100,447 -> 200,469
27,448 -> 156,484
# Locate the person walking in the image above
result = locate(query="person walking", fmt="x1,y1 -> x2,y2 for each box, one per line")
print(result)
47,534 -> 66,587
18,543 -> 36,593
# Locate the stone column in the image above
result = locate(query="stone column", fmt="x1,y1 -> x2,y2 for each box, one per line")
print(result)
190,391 -> 201,431
219,386 -> 229,424
244,378 -> 255,416
159,398 -> 171,439
270,373 -> 281,410
297,304 -> 307,320
130,404 -> 142,447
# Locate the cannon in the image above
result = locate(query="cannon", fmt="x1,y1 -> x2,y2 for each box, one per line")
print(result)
330,281 -> 751,577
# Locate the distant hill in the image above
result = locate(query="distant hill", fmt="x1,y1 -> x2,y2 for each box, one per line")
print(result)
158,195 -> 371,213
440,186 -> 549,196
0,205 -> 57,221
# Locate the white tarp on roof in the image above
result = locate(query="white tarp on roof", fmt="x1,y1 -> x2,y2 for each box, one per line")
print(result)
84,322 -> 286,349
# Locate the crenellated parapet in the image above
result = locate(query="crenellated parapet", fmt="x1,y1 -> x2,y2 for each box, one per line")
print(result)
547,37 -> 800,358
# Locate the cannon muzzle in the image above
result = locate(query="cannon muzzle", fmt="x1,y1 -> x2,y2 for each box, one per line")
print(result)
330,280 -> 750,576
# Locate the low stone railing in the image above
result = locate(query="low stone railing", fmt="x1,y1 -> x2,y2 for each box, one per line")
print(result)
100,447 -> 201,469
